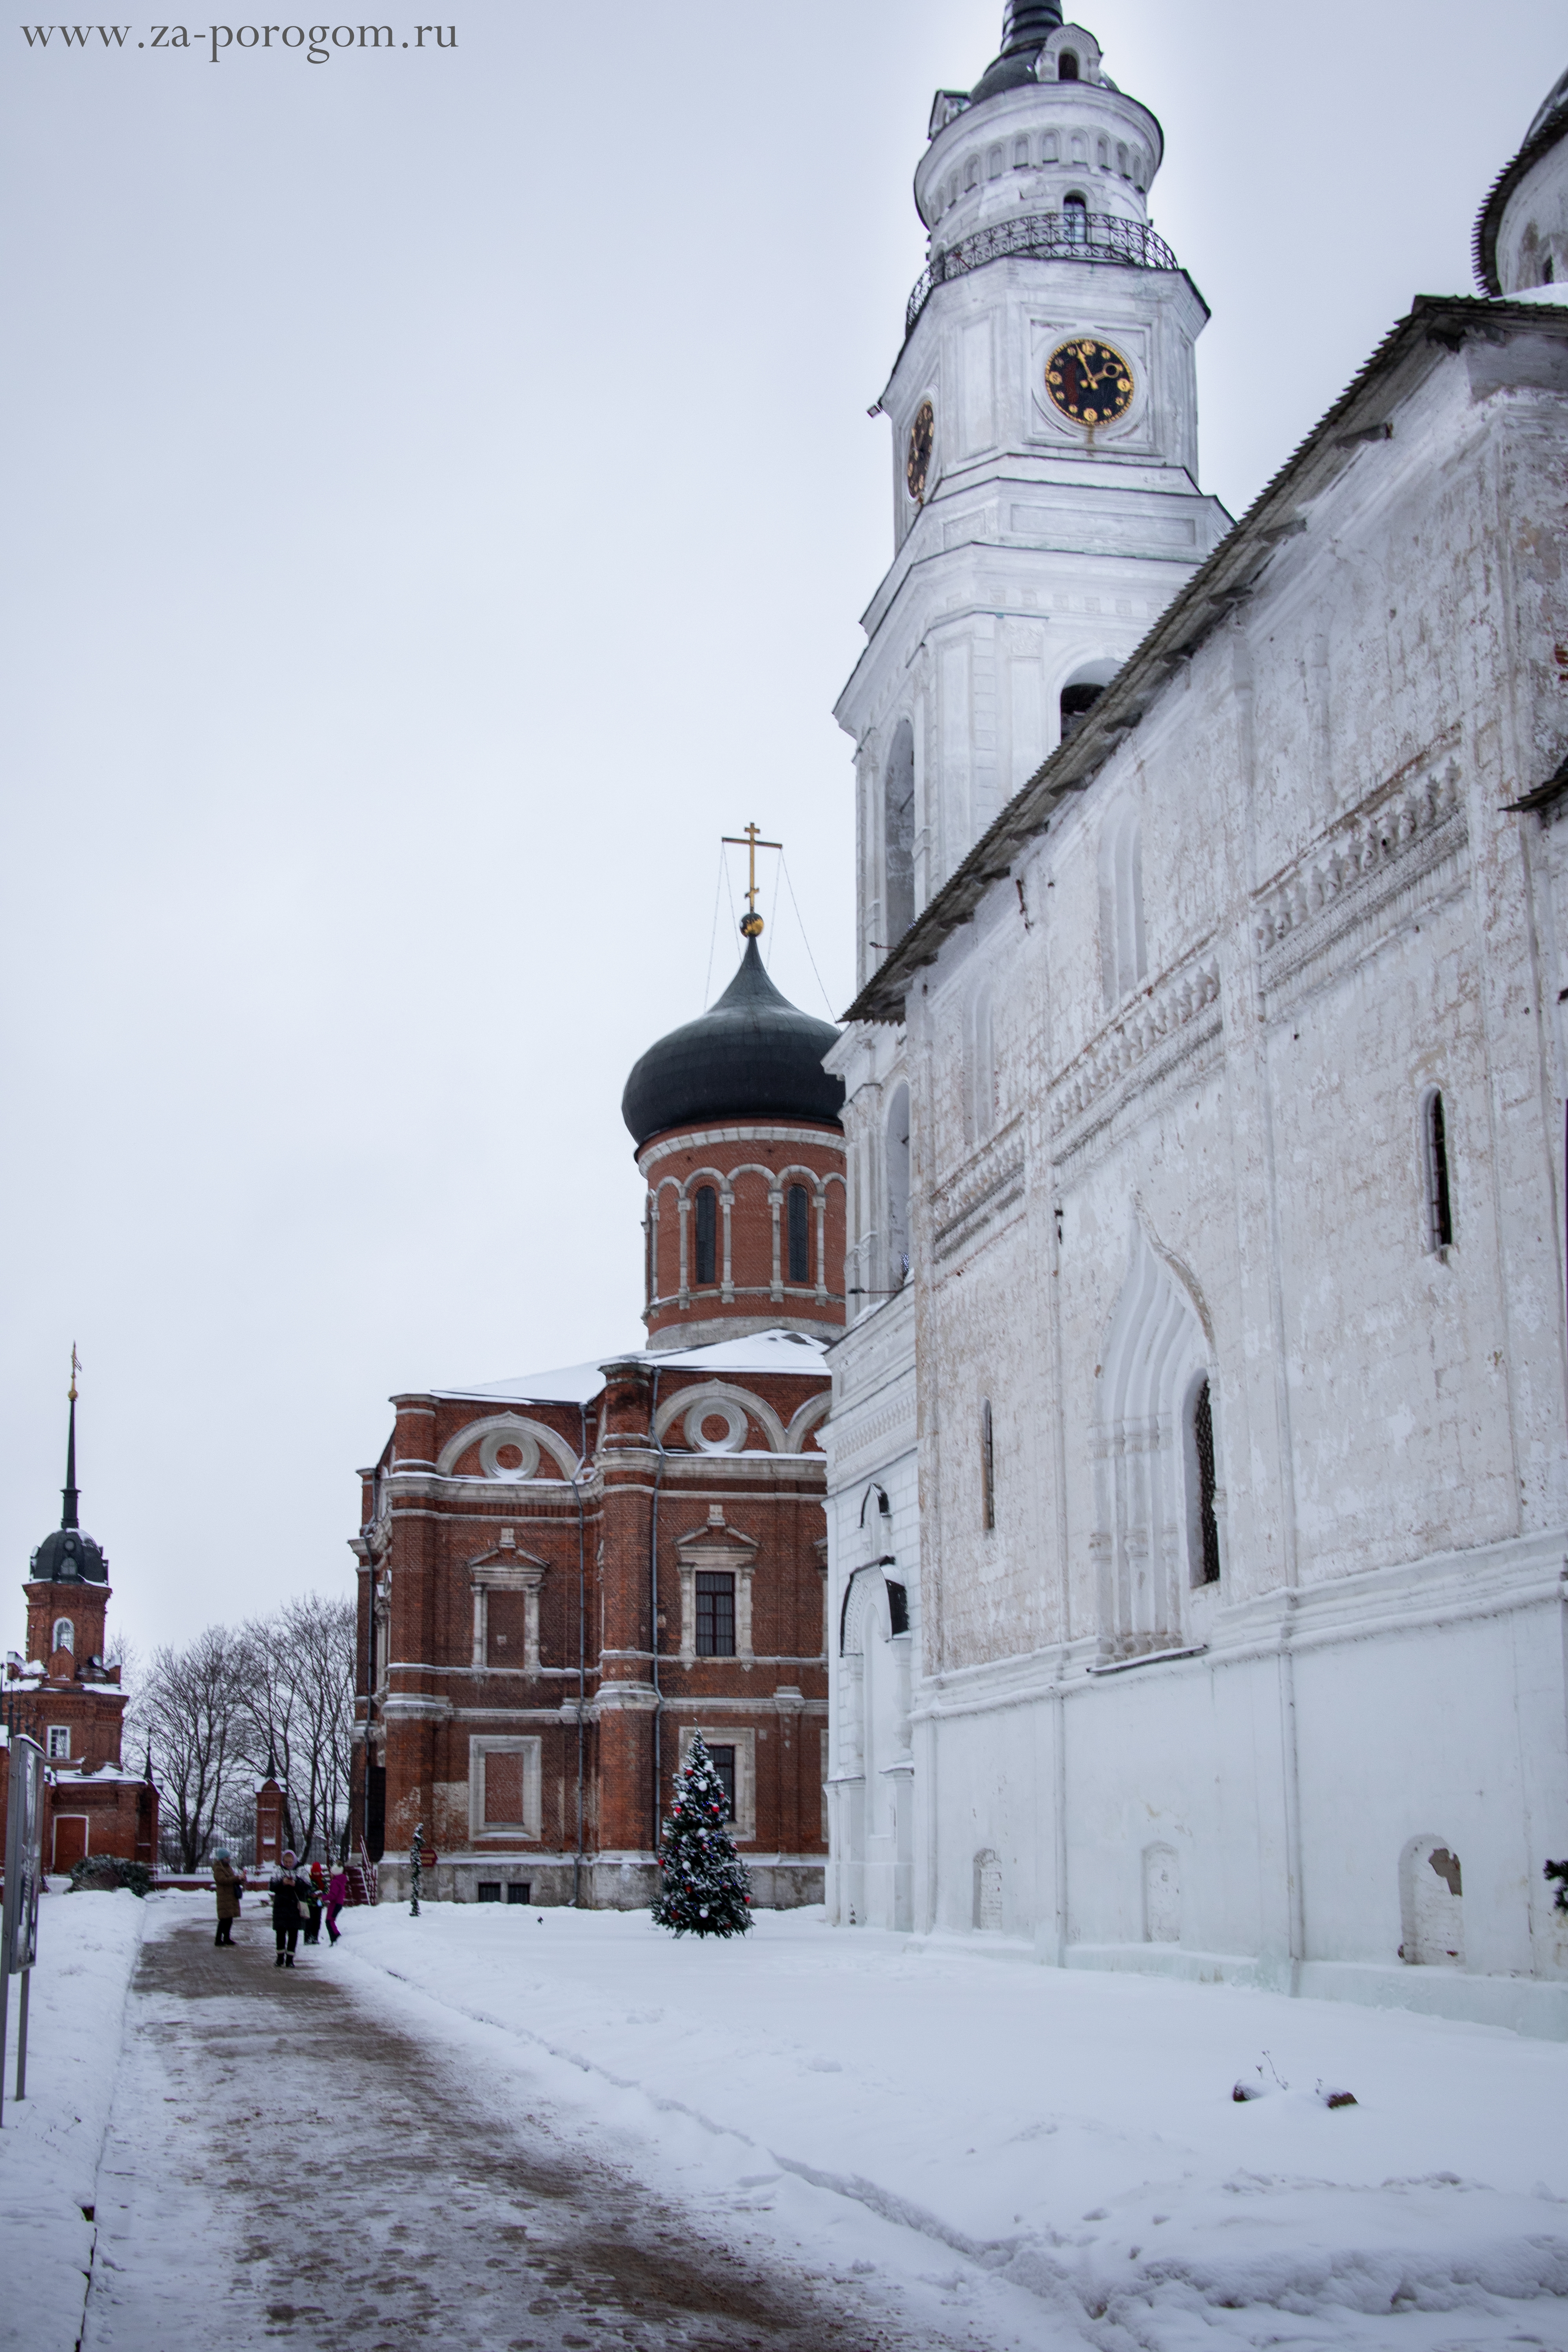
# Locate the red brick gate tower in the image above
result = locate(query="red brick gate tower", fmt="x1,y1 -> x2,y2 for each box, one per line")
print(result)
353,903 -> 844,1908
1,1368 -> 158,1876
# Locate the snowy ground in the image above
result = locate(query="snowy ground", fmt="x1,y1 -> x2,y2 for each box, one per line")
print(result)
0,1884 -> 145,2352
333,1902 -> 1568,2352
7,1891 -> 1568,2350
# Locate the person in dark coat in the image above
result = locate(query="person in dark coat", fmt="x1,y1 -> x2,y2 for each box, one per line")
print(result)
211,1847 -> 244,1947
269,1850 -> 310,1968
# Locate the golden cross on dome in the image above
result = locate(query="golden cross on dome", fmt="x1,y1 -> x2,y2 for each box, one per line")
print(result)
722,822 -> 782,936
69,1343 -> 80,1403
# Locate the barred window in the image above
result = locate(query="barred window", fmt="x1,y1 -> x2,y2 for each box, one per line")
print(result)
695,1572 -> 736,1657
1192,1379 -> 1221,1586
788,1184 -> 810,1284
694,1185 -> 717,1286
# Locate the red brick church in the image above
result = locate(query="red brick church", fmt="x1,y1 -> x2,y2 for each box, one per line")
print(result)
1,1375 -> 158,1876
352,906 -> 845,1906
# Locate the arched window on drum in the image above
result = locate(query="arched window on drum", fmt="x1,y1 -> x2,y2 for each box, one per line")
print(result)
788,1183 -> 811,1285
694,1185 -> 718,1287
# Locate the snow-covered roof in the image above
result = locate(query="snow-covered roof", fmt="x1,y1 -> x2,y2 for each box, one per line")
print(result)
434,1359 -> 622,1407
432,1328 -> 829,1406
652,1330 -> 828,1375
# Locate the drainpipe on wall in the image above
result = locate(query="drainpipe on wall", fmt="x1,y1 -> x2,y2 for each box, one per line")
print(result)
649,1368 -> 667,1862
569,1403 -> 589,1907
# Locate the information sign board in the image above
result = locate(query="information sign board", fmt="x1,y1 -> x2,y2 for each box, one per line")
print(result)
1,1735 -> 46,2122
2,1735 -> 44,1976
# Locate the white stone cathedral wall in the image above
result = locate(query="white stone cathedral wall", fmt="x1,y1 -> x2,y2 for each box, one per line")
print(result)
897,336 -> 1568,1999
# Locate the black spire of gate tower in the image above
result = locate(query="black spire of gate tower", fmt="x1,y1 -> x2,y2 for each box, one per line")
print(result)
31,1347 -> 108,1583
62,1346 -> 80,1530
999,0 -> 1063,54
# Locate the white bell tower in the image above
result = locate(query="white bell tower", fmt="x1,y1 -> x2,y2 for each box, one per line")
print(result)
836,0 -> 1230,990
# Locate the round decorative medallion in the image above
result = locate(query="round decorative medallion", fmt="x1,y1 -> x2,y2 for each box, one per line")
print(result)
906,399 -> 935,503
1045,338 -> 1135,428
479,1425 -> 541,1482
682,1397 -> 750,1455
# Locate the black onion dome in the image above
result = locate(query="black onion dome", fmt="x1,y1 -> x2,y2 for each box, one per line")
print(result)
31,1526 -> 107,1584
622,935 -> 844,1149
969,0 -> 1063,103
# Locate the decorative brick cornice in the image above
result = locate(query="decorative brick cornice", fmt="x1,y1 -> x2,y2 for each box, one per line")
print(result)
1255,757 -> 1467,1007
638,1122 -> 844,1176
1050,952 -> 1222,1151
931,1116 -> 1027,1265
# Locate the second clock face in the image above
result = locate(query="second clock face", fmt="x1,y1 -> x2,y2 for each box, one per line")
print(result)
1045,338 -> 1135,428
906,400 -> 934,503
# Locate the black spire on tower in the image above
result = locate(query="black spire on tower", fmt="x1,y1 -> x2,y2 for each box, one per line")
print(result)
30,1348 -> 108,1584
62,1383 -> 80,1531
999,0 -> 1063,54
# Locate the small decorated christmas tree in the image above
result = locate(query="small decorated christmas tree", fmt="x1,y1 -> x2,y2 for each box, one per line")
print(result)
652,1733 -> 752,1938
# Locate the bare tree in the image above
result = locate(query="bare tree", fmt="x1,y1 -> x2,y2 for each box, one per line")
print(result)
140,1625 -> 247,1871
238,1595 -> 355,1863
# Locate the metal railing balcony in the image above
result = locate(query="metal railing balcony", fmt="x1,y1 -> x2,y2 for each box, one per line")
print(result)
905,211 -> 1181,338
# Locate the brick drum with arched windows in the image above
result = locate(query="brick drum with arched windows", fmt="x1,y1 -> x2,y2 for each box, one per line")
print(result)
352,923 -> 844,1907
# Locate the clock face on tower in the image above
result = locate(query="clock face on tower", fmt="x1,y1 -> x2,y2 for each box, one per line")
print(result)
906,400 -> 934,504
1045,339 -> 1135,428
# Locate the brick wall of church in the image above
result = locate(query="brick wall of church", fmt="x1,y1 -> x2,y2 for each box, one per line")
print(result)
354,1361 -> 830,1906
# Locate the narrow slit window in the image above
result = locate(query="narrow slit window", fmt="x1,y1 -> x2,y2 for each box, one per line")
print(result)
695,1572 -> 736,1658
1192,1379 -> 1221,1585
1426,1091 -> 1454,1251
694,1185 -> 717,1286
980,1399 -> 996,1532
788,1183 -> 810,1284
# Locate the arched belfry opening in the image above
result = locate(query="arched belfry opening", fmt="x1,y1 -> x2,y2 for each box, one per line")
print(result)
885,1082 -> 911,1295
882,718 -> 916,949
1060,658 -> 1119,744
1091,1223 -> 1222,1657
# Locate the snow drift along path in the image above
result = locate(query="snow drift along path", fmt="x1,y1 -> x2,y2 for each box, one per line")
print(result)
334,1902 -> 1568,2351
0,1885 -> 146,2352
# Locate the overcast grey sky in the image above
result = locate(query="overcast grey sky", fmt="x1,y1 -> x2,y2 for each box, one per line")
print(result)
2,0 -> 1560,1663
